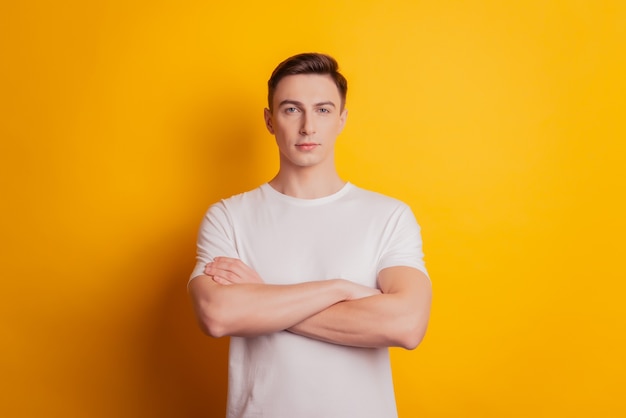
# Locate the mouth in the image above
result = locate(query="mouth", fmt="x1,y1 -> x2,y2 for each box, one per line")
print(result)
295,143 -> 320,151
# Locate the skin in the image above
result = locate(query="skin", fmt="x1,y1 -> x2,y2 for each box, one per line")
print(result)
264,74 -> 347,198
188,73 -> 431,349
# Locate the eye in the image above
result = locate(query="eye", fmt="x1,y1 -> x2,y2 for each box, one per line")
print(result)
318,108 -> 330,113
285,107 -> 299,113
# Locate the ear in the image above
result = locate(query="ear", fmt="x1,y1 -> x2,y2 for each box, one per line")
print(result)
338,108 -> 348,133
264,108 -> 275,134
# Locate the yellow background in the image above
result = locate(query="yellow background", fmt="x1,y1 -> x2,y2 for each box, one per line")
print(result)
2,1 -> 625,417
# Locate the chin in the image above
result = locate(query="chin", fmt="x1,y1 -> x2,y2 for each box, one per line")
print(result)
284,156 -> 319,167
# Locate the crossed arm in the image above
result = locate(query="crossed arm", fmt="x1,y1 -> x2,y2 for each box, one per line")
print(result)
188,257 -> 432,349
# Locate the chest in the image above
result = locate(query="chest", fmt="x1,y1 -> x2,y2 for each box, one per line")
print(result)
232,204 -> 389,287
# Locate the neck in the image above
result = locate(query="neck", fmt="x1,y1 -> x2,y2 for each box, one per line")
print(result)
269,166 -> 346,199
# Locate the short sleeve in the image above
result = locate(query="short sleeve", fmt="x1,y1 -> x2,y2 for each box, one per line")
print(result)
189,201 -> 240,282
376,204 -> 429,279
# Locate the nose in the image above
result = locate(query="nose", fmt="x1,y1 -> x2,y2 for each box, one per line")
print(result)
299,112 -> 316,136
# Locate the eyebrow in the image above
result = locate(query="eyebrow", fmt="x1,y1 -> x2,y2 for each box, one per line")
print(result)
278,100 -> 337,108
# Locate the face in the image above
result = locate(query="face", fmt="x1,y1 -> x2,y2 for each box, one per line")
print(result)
264,74 -> 347,171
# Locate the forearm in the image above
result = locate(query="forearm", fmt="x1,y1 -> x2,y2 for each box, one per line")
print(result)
189,275 -> 351,338
288,294 -> 428,349
289,267 -> 432,349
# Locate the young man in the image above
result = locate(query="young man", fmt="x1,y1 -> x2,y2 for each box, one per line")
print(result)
188,53 -> 432,418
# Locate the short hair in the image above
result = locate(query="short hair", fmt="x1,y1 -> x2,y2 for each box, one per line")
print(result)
267,53 -> 348,111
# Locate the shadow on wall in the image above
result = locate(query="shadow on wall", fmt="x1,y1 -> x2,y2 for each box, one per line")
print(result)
136,96 -> 264,417
141,245 -> 230,418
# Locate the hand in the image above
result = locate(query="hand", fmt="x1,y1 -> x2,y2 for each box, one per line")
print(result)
204,257 -> 264,285
342,280 -> 382,301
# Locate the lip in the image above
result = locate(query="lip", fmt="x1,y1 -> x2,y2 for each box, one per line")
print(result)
295,143 -> 320,151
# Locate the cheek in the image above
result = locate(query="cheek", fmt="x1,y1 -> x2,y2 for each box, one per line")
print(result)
279,119 -> 300,134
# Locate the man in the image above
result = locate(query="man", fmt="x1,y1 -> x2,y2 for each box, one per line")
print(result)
188,53 -> 432,418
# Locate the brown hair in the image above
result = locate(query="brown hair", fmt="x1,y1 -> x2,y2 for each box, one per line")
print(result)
267,53 -> 348,111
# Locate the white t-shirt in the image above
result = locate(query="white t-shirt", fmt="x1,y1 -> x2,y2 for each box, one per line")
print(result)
191,182 -> 428,418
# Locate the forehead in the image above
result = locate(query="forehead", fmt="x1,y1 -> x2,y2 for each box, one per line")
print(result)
272,74 -> 341,107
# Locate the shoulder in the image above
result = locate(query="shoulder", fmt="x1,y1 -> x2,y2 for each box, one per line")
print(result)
211,184 -> 266,210
347,184 -> 411,212
346,185 -> 421,231
202,185 -> 267,224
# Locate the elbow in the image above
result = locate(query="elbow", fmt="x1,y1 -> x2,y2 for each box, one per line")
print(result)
195,302 -> 230,338
393,313 -> 430,350
397,285 -> 432,350
189,281 -> 232,338
198,314 -> 228,339
397,323 -> 428,350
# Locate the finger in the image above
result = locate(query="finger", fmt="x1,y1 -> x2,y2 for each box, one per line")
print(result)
212,268 -> 241,283
212,258 -> 263,284
204,262 -> 214,275
212,257 -> 238,273
212,275 -> 232,285
213,256 -> 238,265
208,259 -> 242,278
214,258 -> 247,278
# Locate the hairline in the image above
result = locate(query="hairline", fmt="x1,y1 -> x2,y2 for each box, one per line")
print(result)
271,75 -> 343,112
267,53 -> 348,112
